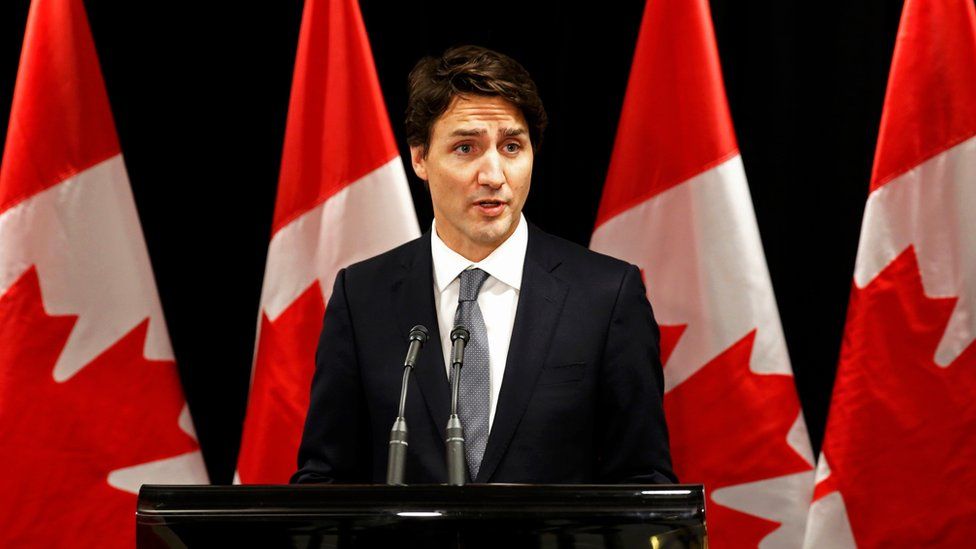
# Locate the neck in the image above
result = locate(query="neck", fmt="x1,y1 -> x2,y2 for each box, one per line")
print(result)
434,218 -> 519,263
435,230 -> 497,263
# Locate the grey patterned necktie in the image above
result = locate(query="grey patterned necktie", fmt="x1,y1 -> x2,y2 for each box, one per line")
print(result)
454,267 -> 491,480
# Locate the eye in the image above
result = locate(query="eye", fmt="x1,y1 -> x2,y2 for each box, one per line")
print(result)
503,142 -> 521,154
455,143 -> 473,154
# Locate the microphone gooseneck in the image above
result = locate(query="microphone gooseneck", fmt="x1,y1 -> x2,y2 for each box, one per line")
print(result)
446,325 -> 470,486
397,325 -> 429,417
385,324 -> 429,486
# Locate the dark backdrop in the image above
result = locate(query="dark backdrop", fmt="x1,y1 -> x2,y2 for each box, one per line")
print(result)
1,0 -> 906,483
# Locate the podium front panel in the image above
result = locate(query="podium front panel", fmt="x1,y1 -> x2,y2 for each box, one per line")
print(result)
137,484 -> 706,548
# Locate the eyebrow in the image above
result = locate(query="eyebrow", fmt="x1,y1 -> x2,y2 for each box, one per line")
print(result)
448,127 -> 528,138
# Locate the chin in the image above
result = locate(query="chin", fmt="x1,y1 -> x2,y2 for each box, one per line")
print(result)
471,218 -> 514,246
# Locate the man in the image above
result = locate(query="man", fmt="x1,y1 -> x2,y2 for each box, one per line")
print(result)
293,45 -> 674,484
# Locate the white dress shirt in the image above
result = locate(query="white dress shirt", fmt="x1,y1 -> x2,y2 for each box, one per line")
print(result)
430,213 -> 528,430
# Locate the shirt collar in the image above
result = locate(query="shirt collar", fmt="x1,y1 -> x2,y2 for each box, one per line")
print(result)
431,213 -> 528,294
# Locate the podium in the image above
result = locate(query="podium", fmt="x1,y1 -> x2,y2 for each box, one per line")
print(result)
136,484 -> 706,548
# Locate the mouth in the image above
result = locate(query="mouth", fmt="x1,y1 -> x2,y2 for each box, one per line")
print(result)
473,199 -> 508,217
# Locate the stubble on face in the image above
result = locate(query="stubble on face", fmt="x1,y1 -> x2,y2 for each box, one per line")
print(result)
411,95 -> 533,262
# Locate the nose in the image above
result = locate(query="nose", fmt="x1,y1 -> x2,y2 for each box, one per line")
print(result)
477,149 -> 505,189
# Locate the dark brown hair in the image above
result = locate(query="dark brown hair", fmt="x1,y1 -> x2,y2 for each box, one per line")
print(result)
405,45 -> 547,157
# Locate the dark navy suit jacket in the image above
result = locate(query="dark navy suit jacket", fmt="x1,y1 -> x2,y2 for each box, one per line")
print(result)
292,223 -> 675,484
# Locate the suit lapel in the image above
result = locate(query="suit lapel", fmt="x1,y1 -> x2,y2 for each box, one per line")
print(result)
391,231 -> 451,443
476,226 -> 568,482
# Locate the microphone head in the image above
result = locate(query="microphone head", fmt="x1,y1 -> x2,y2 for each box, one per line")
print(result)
451,326 -> 470,343
409,324 -> 429,343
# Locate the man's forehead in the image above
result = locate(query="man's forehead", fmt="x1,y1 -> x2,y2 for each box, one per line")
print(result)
434,95 -> 527,134
448,127 -> 527,138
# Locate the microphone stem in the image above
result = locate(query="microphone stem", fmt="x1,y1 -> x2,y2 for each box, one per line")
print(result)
446,326 -> 469,485
450,362 -> 461,415
397,366 -> 411,417
446,361 -> 466,485
387,326 -> 428,486
388,365 -> 413,486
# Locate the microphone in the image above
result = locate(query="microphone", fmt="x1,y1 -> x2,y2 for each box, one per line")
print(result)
446,326 -> 470,486
385,324 -> 429,485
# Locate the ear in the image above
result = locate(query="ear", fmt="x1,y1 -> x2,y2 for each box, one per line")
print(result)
410,145 -> 428,181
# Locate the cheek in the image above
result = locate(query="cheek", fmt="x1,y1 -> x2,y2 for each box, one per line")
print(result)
511,162 -> 533,197
428,178 -> 467,213
511,155 -> 532,178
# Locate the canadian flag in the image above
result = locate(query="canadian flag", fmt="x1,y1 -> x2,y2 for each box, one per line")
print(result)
590,0 -> 814,546
0,0 -> 208,546
235,0 -> 419,483
803,1 -> 976,547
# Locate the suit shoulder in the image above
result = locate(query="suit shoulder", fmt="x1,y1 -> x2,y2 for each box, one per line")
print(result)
333,234 -> 427,300
342,234 -> 425,277
534,226 -> 636,277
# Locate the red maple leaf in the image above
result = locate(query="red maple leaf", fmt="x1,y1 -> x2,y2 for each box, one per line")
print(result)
664,327 -> 811,548
0,267 -> 199,547
237,282 -> 325,483
821,246 -> 976,546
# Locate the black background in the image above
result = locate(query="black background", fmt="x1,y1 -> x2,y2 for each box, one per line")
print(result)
1,0 -> 907,483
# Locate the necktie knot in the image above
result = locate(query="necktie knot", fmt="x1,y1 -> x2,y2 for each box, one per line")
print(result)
458,268 -> 490,302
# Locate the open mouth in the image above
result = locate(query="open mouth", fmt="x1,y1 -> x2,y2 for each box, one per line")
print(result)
474,199 -> 507,216
474,198 -> 506,216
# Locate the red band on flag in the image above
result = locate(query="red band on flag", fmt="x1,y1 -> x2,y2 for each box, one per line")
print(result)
0,0 -> 119,215
271,0 -> 401,234
870,0 -> 976,190
594,0 -> 738,228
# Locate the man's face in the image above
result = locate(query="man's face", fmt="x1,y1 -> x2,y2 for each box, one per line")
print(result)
411,95 -> 533,260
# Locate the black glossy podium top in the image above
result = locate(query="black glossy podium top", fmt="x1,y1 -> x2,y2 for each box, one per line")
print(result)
137,484 -> 706,548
